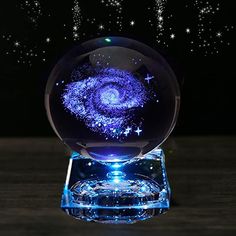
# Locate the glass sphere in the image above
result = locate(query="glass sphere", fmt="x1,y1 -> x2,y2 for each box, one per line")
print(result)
45,37 -> 180,162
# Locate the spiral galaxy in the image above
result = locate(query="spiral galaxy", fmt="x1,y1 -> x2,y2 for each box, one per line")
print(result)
62,66 -> 150,139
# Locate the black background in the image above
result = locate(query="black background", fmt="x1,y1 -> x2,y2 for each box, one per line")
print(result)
0,0 -> 235,137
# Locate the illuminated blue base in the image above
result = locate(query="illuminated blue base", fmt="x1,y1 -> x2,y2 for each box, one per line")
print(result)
61,149 -> 170,224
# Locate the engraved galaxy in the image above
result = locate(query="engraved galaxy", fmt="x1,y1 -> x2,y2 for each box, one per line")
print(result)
62,66 -> 151,139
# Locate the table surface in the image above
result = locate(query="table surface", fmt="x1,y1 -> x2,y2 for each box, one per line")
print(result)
0,136 -> 235,236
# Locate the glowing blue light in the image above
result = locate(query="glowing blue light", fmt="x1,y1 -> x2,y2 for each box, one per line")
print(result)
113,179 -> 120,184
62,66 -> 151,139
71,151 -> 79,159
105,38 -> 112,43
107,171 -> 125,179
112,163 -> 122,169
111,171 -> 123,176
141,186 -> 147,192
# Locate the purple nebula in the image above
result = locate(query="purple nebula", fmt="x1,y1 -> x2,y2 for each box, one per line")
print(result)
62,66 -> 150,139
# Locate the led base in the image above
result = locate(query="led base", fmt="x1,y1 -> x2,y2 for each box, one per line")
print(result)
61,148 -> 170,224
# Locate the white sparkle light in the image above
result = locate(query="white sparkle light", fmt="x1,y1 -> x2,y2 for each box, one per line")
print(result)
99,24 -> 105,30
191,0 -> 231,55
101,0 -> 123,31
14,41 -> 20,47
130,20 -> 135,26
144,74 -> 154,84
20,1 -> 42,26
154,0 -> 167,43
186,28 -> 191,33
135,127 -> 142,136
72,0 -> 82,40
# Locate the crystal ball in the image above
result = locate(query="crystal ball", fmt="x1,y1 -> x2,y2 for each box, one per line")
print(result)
45,37 -> 180,162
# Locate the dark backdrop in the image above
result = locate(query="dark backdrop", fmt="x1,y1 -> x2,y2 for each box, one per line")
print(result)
0,0 -> 235,136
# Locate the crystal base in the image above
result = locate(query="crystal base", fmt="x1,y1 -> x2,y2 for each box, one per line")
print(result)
61,148 -> 170,224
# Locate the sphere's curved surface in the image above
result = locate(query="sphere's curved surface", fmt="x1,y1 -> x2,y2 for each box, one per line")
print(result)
45,37 -> 180,162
